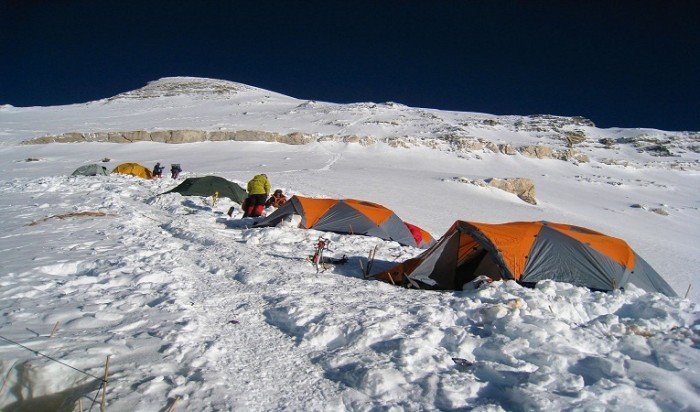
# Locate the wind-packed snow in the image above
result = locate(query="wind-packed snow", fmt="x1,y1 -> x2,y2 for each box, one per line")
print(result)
0,77 -> 698,411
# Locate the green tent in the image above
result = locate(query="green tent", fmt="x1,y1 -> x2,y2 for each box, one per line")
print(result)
163,176 -> 247,204
71,164 -> 110,176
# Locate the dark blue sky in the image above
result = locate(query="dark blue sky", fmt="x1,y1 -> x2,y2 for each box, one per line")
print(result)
2,1 -> 699,131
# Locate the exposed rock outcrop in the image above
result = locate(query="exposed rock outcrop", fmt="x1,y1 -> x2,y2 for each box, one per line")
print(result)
22,130 -> 316,145
22,129 -> 589,165
630,203 -> 671,216
498,144 -> 518,155
518,145 -> 589,163
455,177 -> 537,205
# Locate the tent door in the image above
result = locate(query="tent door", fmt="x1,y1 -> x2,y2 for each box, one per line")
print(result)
454,247 -> 502,288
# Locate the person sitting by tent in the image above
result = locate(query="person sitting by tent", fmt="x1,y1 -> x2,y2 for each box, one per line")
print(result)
244,174 -> 270,217
265,189 -> 287,208
153,162 -> 164,178
171,164 -> 182,179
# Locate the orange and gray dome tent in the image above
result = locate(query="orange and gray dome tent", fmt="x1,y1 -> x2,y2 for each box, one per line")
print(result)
112,163 -> 153,179
372,220 -> 676,296
254,196 -> 435,248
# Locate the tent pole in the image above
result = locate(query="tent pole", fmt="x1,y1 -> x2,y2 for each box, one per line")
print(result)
100,355 -> 111,412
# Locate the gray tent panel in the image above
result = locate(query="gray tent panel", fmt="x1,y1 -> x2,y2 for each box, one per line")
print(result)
375,213 -> 419,247
521,225 -> 625,291
407,232 -> 461,288
626,252 -> 677,296
72,164 -> 110,176
253,197 -> 305,227
314,202 -> 381,234
311,203 -> 418,247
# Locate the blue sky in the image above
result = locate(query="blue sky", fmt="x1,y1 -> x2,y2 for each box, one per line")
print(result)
2,1 -> 699,131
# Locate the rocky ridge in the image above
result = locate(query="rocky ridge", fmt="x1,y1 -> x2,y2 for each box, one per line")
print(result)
22,129 -> 594,163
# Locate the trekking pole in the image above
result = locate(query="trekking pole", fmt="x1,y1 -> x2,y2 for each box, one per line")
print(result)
366,245 -> 378,277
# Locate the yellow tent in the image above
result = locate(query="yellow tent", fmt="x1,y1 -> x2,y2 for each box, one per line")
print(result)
112,163 -> 153,179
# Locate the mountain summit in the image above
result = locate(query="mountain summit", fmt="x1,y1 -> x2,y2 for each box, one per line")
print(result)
108,77 -> 283,101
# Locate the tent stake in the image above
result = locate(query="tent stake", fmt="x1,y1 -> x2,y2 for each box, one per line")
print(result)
167,396 -> 181,412
49,321 -> 60,338
101,355 -> 111,412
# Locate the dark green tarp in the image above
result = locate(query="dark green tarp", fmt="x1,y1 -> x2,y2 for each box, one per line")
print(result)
163,176 -> 247,204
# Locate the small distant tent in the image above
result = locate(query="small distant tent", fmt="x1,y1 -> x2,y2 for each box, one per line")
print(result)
254,196 -> 435,248
163,176 -> 247,204
112,163 -> 153,179
71,164 -> 110,176
373,220 -> 677,297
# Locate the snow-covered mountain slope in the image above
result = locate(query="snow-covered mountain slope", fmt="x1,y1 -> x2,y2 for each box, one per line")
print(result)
5,77 -> 699,170
0,77 -> 698,411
